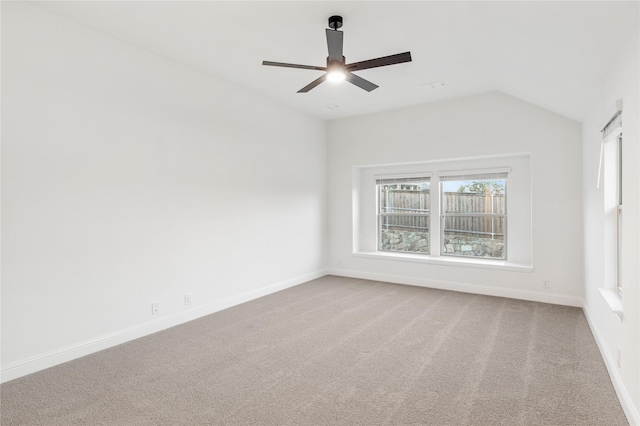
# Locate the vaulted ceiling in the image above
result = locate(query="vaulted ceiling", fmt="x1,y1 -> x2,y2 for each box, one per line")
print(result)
34,1 -> 639,122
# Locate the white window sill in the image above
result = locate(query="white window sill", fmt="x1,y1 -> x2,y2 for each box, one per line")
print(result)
598,288 -> 623,321
353,251 -> 533,272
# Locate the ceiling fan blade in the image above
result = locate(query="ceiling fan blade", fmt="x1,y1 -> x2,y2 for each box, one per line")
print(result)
326,29 -> 344,62
298,74 -> 328,93
263,61 -> 327,71
345,72 -> 378,92
346,52 -> 412,72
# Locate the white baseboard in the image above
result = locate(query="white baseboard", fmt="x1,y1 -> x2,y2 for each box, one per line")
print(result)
0,269 -> 327,384
326,268 -> 583,307
583,304 -> 639,426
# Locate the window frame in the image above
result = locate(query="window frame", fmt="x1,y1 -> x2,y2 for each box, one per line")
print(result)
439,175 -> 508,260
597,107 -> 623,319
352,154 -> 532,270
376,176 -> 431,255
602,124 -> 622,293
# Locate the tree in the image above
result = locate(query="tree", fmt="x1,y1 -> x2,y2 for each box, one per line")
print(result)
457,181 -> 504,195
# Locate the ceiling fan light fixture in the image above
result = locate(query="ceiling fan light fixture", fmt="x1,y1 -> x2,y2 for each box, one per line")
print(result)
327,66 -> 346,83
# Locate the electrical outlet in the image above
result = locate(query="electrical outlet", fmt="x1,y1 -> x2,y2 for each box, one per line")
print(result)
616,347 -> 621,367
184,294 -> 191,306
151,302 -> 159,315
543,280 -> 550,289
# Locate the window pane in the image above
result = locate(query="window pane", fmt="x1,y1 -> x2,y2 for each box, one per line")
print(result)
379,182 -> 430,214
617,206 -> 622,291
378,179 -> 430,254
441,179 -> 506,214
618,135 -> 622,206
442,216 -> 505,259
380,215 -> 430,253
617,135 -> 622,291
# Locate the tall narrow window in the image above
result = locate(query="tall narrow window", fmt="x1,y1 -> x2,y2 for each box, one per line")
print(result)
616,133 -> 623,292
377,177 -> 430,254
602,109 -> 622,292
440,173 -> 507,259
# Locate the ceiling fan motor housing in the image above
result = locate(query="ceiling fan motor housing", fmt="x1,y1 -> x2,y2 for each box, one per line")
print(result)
328,15 -> 343,30
327,56 -> 346,67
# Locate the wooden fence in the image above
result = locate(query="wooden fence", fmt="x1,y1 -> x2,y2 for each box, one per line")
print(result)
380,189 -> 505,236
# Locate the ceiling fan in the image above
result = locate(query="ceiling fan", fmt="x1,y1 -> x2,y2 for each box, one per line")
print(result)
262,15 -> 412,93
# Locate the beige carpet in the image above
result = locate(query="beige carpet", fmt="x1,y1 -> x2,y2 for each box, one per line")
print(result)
1,276 -> 628,425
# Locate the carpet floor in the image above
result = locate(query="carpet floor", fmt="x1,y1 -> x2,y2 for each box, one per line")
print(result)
1,276 -> 628,425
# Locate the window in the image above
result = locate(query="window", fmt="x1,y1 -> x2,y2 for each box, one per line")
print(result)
353,154 -> 531,269
377,177 -> 431,254
616,133 -> 622,292
598,106 -> 623,318
440,173 -> 507,259
601,109 -> 622,292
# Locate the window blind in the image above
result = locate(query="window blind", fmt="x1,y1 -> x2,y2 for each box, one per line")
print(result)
439,171 -> 508,182
376,176 -> 431,185
602,111 -> 622,140
597,108 -> 623,189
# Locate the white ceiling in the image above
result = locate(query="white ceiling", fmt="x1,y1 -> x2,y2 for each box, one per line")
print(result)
34,1 -> 639,122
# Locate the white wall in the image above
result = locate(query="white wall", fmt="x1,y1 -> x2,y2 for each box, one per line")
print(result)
327,92 -> 583,306
582,24 -> 639,424
1,2 -> 327,380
